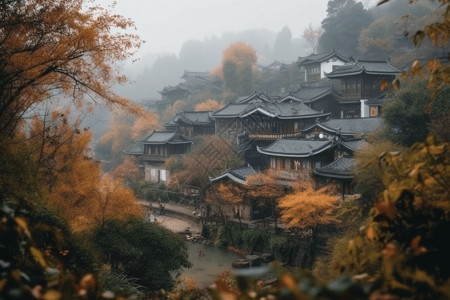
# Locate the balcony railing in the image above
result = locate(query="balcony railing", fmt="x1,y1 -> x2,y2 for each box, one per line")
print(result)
142,154 -> 168,162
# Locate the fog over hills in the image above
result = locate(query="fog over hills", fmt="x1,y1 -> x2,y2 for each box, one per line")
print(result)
114,27 -> 310,103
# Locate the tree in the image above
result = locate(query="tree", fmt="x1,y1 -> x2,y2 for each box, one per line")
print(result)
0,0 -> 142,136
302,23 -> 323,54
212,42 -> 258,99
339,136 -> 450,299
272,26 -> 295,61
194,99 -> 224,112
205,182 -> 247,225
319,0 -> 373,56
354,140 -> 405,200
168,135 -> 244,189
380,78 -> 450,146
357,17 -> 397,59
91,217 -> 191,292
378,0 -> 450,97
246,171 -> 288,232
96,109 -> 161,170
278,183 -> 339,268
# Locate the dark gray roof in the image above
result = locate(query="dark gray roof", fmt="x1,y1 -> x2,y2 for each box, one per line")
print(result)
338,138 -> 370,152
172,111 -> 214,125
325,60 -> 401,78
212,99 -> 328,120
123,141 -> 144,155
158,85 -> 188,94
257,139 -> 334,157
237,92 -> 273,103
297,49 -> 350,66
181,71 -> 210,79
314,156 -> 355,179
142,131 -> 192,145
209,165 -> 257,184
291,86 -> 332,103
303,118 -> 383,136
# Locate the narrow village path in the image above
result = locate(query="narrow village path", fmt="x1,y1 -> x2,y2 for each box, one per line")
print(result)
138,200 -> 202,234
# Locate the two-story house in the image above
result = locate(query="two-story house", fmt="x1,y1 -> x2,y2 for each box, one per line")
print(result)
325,59 -> 401,118
297,49 -> 350,85
140,131 -> 192,183
164,111 -> 215,138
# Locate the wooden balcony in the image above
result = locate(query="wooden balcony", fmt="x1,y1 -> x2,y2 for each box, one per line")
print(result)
248,132 -> 299,140
142,154 -> 168,162
270,169 -> 312,182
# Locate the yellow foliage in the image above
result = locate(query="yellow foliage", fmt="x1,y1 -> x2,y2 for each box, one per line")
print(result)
0,0 -> 142,135
194,99 -> 224,112
278,184 -> 339,230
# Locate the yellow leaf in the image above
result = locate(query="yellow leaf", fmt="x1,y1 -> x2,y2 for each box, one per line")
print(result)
367,226 -> 375,240
42,290 -> 61,300
30,246 -> 47,268
14,217 -> 30,238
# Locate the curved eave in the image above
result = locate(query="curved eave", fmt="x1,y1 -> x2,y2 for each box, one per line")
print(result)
209,173 -> 246,185
241,107 -> 277,118
142,140 -> 192,145
325,70 -> 363,78
313,170 -> 354,179
277,112 -> 330,120
257,142 -> 334,158
123,150 -> 143,155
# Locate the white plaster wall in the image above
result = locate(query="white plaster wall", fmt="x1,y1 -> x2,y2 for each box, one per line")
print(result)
321,58 -> 347,78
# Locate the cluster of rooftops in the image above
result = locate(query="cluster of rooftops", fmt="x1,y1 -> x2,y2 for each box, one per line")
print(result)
125,50 -> 400,190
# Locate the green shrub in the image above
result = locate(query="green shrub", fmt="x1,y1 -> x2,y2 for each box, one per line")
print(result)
242,229 -> 269,254
269,235 -> 299,264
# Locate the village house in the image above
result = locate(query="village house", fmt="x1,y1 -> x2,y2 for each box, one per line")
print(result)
301,117 -> 383,140
212,92 -> 330,141
256,138 -> 336,183
325,59 -> 401,118
207,165 -> 257,221
297,49 -> 350,85
163,110 -> 215,138
138,131 -> 192,183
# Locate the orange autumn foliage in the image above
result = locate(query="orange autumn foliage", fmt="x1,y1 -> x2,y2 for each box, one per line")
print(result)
110,156 -> 142,183
0,0 -> 142,136
194,99 -> 224,112
211,42 -> 259,80
27,109 -> 142,232
279,183 -> 339,230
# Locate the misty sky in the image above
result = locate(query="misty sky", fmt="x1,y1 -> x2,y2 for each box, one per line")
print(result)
95,0 -> 341,55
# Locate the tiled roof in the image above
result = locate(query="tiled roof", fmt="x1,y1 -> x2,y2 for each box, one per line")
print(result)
297,49 -> 350,66
142,131 -> 192,145
158,85 -> 188,94
212,99 -> 328,120
257,139 -> 334,157
314,156 -> 355,179
338,138 -> 370,152
325,60 -> 401,78
172,111 -> 214,125
123,141 -> 144,155
237,91 -> 273,103
291,86 -> 332,103
303,118 -> 383,136
209,165 -> 257,184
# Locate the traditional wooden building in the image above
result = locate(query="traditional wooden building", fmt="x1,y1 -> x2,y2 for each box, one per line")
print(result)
291,85 -> 338,118
140,131 -> 192,183
212,92 -> 330,141
207,165 -> 257,221
314,155 -> 356,198
325,59 -> 401,118
297,49 -> 350,85
164,111 -> 215,138
256,138 -> 336,184
302,117 -> 383,140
